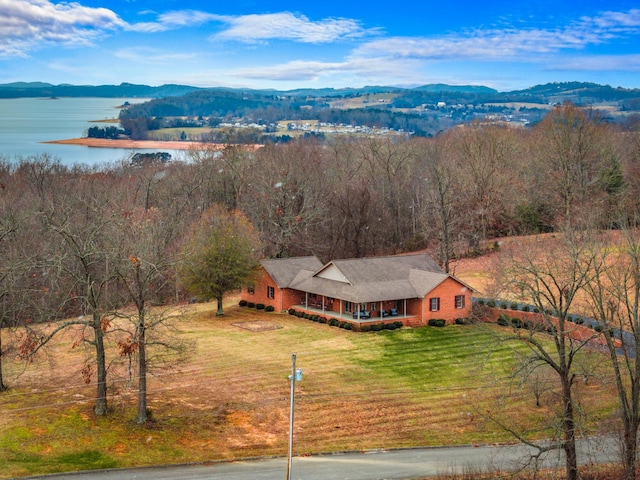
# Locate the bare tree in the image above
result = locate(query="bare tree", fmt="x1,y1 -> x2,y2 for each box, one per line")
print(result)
413,135 -> 461,273
582,224 -> 640,479
111,206 -> 184,424
28,166 -> 121,415
495,232 -> 600,480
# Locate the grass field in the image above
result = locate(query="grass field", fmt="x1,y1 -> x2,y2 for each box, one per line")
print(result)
0,295 -> 620,479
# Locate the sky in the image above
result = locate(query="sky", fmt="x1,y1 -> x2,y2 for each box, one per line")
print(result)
1,0 -> 640,92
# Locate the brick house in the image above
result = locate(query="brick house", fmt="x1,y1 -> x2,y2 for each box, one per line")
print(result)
241,253 -> 474,327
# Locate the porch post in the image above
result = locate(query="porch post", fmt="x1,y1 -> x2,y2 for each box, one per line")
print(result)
305,292 -> 308,309
404,299 -> 407,317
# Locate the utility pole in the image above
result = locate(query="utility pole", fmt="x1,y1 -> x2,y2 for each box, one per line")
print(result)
286,353 -> 302,480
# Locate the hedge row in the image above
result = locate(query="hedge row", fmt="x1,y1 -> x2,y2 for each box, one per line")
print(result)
287,308 -> 354,330
238,300 -> 274,312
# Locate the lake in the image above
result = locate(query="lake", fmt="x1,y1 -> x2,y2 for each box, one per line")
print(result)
0,97 -> 179,166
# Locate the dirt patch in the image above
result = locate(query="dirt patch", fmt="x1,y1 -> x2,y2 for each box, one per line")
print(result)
231,320 -> 283,332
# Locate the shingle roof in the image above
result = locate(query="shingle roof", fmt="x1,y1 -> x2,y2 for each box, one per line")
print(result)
289,253 -> 461,303
260,256 -> 323,288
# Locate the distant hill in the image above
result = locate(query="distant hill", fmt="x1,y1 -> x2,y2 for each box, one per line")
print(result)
0,82 -> 201,99
0,80 -> 638,104
414,84 -> 498,94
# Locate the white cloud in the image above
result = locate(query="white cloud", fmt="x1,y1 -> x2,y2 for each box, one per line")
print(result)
211,12 -> 371,44
0,0 -> 125,56
115,47 -> 196,64
233,57 -> 423,84
127,10 -> 222,33
353,9 -> 640,62
549,54 -> 640,72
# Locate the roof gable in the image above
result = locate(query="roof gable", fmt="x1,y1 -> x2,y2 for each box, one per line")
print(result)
260,256 -> 323,288
289,253 -> 460,303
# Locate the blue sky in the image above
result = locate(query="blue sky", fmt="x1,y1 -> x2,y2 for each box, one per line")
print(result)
1,0 -> 639,91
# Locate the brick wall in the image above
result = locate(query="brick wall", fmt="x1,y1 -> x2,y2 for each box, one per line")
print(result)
419,278 -> 473,324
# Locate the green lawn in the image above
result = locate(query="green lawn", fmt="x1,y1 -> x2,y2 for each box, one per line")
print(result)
0,303 -> 619,478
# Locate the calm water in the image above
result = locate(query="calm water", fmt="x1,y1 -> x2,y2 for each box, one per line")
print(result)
0,97 -> 178,166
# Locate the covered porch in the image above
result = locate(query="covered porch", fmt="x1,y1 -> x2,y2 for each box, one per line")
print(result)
298,292 -> 416,323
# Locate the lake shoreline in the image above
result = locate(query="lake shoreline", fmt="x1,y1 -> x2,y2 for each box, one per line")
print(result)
42,137 -> 222,150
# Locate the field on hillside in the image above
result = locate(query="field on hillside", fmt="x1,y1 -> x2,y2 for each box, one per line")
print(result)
0,290 -> 621,478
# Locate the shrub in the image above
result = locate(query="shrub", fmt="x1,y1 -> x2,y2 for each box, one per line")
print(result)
510,302 -> 519,310
288,308 -> 296,315
455,317 -> 470,325
500,301 -> 509,309
497,313 -> 509,326
239,300 -> 248,307
487,300 -> 496,308
533,307 -> 540,313
385,323 -> 398,330
360,324 -> 371,332
247,302 -> 255,308
303,313 -> 310,320
476,299 -> 485,306
394,321 -> 404,329
265,305 -> 275,312
329,318 -> 339,327
370,323 -> 383,332
256,303 -> 265,310
295,311 -> 305,318
575,317 -> 584,325
594,324 -> 603,332
428,319 -> 446,327
319,317 -> 327,324
511,317 -> 523,329
311,315 -> 319,322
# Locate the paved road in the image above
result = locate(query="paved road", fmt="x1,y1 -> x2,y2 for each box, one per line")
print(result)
26,438 -> 619,480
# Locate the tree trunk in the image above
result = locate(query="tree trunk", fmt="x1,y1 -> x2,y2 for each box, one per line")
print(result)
561,374 -> 579,480
623,422 -> 637,480
93,312 -> 108,416
137,316 -> 147,424
0,327 -> 7,392
216,294 -> 224,316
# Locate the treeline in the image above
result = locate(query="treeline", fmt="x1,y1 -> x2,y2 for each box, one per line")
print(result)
0,105 -> 638,325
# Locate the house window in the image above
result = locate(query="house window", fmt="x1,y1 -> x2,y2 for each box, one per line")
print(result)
455,295 -> 465,309
345,301 -> 352,313
430,297 -> 440,311
247,284 -> 255,295
267,286 -> 275,299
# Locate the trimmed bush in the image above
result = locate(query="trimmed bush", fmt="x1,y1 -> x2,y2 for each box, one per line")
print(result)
594,324 -> 603,332
575,317 -> 584,325
303,313 -> 311,319
497,313 -> 509,326
239,300 -> 248,307
533,307 -> 540,313
265,305 -> 274,312
288,308 -> 296,315
487,300 -> 496,308
384,323 -> 398,330
343,323 -> 353,330
394,321 -> 404,329
522,305 -> 531,313
428,319 -> 446,327
511,317 -> 523,329
455,317 -> 470,325
311,314 -> 319,321
319,317 -> 327,324
360,324 -> 371,332
510,302 -> 519,310
329,318 -> 339,327
256,303 -> 265,310
500,301 -> 509,309
476,299 -> 485,306
370,323 -> 384,332
295,311 -> 304,318
247,302 -> 255,308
